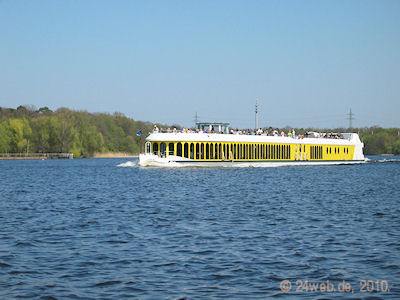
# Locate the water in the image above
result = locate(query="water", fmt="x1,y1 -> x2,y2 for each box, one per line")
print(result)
0,157 -> 399,299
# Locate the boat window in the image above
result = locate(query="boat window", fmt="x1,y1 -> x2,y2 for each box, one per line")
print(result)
210,143 -> 214,159
190,143 -> 194,159
196,143 -> 200,160
169,143 -> 174,156
145,142 -> 151,154
223,144 -> 227,160
206,143 -> 210,159
184,143 -> 189,158
201,143 -> 205,159
160,143 -> 167,157
177,142 -> 182,157
265,144 -> 267,159
215,143 -> 218,159
265,145 -> 268,159
153,142 -> 159,155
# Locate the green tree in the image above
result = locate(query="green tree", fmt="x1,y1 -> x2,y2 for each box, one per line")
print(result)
393,140 -> 400,155
0,121 -> 12,153
31,116 -> 51,152
54,109 -> 76,152
80,125 -> 105,157
8,118 -> 32,152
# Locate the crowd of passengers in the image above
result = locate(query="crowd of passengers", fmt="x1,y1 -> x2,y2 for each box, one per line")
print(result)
152,125 -> 347,139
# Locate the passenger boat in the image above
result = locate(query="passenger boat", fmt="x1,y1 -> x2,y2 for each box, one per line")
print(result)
138,122 -> 365,167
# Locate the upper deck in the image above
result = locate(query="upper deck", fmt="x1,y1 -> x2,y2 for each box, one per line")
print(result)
146,131 -> 362,147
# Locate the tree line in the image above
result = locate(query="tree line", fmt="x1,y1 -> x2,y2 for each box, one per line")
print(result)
0,105 -> 399,156
0,106 -> 158,157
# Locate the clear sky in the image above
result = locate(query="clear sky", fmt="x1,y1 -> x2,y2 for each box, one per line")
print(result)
1,0 -> 399,129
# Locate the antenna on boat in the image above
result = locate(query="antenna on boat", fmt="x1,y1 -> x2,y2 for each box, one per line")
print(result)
255,99 -> 259,130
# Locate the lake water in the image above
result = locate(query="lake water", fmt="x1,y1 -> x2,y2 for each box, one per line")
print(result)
0,157 -> 399,299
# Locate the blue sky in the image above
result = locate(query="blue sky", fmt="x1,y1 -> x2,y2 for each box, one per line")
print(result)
1,0 -> 399,129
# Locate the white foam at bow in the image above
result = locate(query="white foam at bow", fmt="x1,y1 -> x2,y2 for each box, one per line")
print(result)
117,161 -> 137,167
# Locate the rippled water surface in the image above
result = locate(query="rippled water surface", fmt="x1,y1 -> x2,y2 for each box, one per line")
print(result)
1,157 -> 399,299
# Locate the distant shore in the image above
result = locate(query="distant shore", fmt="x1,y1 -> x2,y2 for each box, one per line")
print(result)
92,152 -> 138,158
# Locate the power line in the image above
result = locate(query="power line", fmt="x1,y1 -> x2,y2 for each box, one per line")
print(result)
255,99 -> 259,130
193,112 -> 199,127
347,108 -> 355,129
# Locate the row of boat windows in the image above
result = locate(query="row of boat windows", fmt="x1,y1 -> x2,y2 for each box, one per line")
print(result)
328,147 -> 350,154
310,146 -> 323,160
152,142 -> 351,160
153,142 -> 291,160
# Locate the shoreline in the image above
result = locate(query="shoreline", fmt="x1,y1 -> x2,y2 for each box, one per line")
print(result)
92,152 -> 138,158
